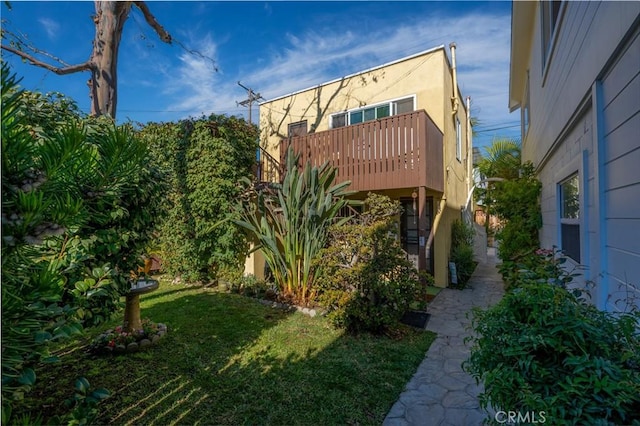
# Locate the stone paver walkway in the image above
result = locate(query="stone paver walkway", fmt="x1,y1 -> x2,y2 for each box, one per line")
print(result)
384,251 -> 504,426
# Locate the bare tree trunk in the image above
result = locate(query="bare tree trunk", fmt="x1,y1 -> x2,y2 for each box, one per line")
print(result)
2,1 -> 173,119
88,1 -> 132,118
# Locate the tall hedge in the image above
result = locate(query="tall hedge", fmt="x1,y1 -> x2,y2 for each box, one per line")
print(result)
140,115 -> 258,282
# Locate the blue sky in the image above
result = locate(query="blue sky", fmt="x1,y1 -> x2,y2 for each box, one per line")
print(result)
1,1 -> 520,150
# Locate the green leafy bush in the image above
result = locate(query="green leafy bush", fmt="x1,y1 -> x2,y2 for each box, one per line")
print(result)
449,220 -> 476,287
492,163 -> 542,261
1,64 -> 164,422
52,378 -> 110,426
230,274 -> 272,299
465,282 -> 640,424
499,248 -> 583,291
316,194 -> 423,334
468,249 -> 639,424
140,115 -> 258,283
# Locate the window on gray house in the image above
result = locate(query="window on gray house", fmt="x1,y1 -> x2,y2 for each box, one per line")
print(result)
541,0 -> 562,67
559,173 -> 580,262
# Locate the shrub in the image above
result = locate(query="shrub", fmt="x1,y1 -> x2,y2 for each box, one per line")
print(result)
316,194 -> 423,334
1,64 -> 164,422
465,283 -> 640,424
450,244 -> 475,287
499,248 -> 583,292
230,274 -> 271,299
140,115 -> 258,283
492,163 -> 542,261
449,220 -> 476,287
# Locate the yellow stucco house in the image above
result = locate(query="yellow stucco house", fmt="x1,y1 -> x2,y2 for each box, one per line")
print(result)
246,44 -> 473,287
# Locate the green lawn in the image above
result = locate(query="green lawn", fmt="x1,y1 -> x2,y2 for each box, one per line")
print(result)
16,281 -> 436,425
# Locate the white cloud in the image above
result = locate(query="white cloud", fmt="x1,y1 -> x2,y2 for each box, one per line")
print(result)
240,10 -> 515,146
38,17 -> 60,40
154,6 -> 518,143
162,34 -> 243,118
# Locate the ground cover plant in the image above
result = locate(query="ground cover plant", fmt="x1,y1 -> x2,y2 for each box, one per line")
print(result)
12,282 -> 436,425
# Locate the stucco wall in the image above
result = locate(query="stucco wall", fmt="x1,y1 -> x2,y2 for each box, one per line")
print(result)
259,47 -> 449,155
252,46 -> 471,288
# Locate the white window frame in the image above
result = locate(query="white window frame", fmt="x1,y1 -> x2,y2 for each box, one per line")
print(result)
522,70 -> 531,138
557,166 -> 583,264
541,0 -> 566,83
329,95 -> 416,129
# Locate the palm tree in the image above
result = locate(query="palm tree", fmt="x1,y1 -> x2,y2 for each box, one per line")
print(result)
475,138 -> 522,238
476,138 -> 521,181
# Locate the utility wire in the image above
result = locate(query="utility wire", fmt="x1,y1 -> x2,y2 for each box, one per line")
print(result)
474,124 -> 520,133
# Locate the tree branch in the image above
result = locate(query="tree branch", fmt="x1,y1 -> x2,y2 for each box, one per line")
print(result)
1,44 -> 93,75
3,27 -> 75,68
133,1 -> 172,44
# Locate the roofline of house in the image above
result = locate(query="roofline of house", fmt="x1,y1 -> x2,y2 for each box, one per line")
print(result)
260,44 -> 446,105
509,1 -> 536,112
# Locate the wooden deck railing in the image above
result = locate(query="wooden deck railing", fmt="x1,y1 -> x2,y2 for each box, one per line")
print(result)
280,110 -> 444,192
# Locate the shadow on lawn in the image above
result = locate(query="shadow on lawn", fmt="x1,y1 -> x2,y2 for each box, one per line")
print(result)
17,289 -> 432,426
102,293 -> 432,425
14,289 -> 292,424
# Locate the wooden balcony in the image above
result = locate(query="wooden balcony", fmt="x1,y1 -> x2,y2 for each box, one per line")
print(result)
280,110 -> 444,193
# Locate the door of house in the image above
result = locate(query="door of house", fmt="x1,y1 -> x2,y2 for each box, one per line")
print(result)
400,197 -> 433,272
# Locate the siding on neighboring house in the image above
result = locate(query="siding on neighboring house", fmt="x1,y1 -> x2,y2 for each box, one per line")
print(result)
599,28 -> 640,311
510,1 -> 640,312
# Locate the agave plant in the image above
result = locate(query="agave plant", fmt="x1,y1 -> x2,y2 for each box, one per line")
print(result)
236,147 -> 358,305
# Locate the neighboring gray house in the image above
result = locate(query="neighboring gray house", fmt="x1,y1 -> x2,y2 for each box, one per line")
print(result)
509,1 -> 640,312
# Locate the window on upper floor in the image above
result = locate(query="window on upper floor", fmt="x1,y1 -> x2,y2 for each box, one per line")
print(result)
541,0 -> 563,71
559,173 -> 580,262
288,120 -> 308,138
522,70 -> 531,138
329,96 -> 415,129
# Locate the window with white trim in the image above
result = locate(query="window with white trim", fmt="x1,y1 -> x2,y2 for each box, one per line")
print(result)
559,173 -> 580,262
329,96 -> 414,129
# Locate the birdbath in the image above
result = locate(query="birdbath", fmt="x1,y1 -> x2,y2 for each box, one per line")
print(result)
124,278 -> 159,332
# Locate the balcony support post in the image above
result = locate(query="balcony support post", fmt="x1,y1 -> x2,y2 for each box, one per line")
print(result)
418,185 -> 428,281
